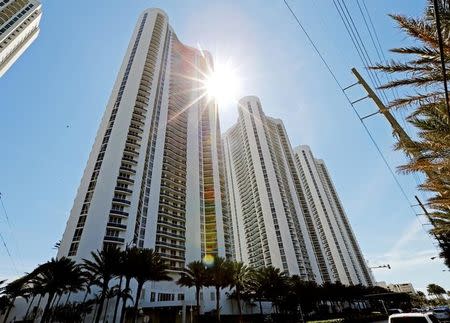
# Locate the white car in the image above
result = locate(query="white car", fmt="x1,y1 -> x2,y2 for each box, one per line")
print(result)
389,312 -> 440,323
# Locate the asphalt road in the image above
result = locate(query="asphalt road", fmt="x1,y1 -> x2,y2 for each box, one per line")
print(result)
373,321 -> 388,323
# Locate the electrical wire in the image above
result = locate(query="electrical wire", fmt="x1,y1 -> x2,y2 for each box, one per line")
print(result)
282,0 -> 438,249
358,1 -> 429,202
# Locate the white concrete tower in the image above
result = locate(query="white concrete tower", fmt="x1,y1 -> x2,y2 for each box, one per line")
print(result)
0,0 -> 42,77
294,145 -> 374,286
223,96 -> 320,281
57,9 -> 233,309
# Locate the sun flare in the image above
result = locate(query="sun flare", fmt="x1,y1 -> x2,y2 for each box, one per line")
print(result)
204,59 -> 240,107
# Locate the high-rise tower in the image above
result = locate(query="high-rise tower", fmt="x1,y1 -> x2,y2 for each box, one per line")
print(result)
0,0 -> 42,77
58,8 -> 232,274
223,96 -> 320,282
294,145 -> 374,285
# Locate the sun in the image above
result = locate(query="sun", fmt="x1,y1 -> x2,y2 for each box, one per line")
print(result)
204,59 -> 240,107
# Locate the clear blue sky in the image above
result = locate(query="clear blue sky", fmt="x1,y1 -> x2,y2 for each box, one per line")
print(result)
0,0 -> 448,293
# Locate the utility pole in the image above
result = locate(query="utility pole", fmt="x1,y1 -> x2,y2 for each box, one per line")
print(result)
415,195 -> 445,249
351,68 -> 414,148
432,0 -> 450,122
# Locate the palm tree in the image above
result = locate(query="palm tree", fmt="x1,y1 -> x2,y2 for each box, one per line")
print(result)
30,257 -> 81,322
118,246 -> 140,323
131,248 -> 171,323
206,256 -> 232,322
427,283 -> 446,299
177,260 -> 209,320
228,262 -> 251,323
0,275 -> 31,323
256,266 -> 288,314
370,0 -> 450,264
245,268 -> 266,316
82,247 -> 121,323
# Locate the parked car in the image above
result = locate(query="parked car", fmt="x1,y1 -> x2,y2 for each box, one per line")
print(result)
433,306 -> 450,321
389,313 -> 440,322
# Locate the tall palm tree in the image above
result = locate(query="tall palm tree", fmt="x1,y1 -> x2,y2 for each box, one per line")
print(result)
371,0 -> 450,264
206,256 -> 232,322
83,247 -> 121,323
177,260 -> 209,320
228,262 -> 251,323
30,257 -> 81,322
131,248 -> 171,323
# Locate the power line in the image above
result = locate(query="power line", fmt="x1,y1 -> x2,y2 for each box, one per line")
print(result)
0,231 -> 18,274
0,193 -> 23,271
333,0 -> 391,106
282,0 -> 438,248
356,2 -> 429,202
0,193 -> 12,227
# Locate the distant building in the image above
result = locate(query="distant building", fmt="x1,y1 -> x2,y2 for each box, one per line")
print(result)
376,281 -> 388,289
0,0 -> 42,77
387,283 -> 416,295
223,96 -> 374,286
223,96 -> 320,282
293,145 -> 374,286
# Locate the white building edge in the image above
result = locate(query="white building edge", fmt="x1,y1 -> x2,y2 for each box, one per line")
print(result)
0,0 -> 42,77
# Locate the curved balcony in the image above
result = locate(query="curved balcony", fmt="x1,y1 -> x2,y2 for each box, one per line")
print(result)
158,219 -> 185,230
124,147 -> 139,156
129,124 -> 143,133
104,236 -> 125,243
119,166 -> 136,174
115,186 -> 133,194
107,222 -> 127,230
122,156 -> 138,165
112,198 -> 131,206
156,229 -> 185,240
127,132 -> 143,141
117,176 -> 134,185
110,209 -> 129,217
156,240 -> 186,251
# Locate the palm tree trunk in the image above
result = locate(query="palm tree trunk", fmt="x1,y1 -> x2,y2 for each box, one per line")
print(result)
65,291 -> 72,305
41,292 -> 55,323
24,294 -> 36,319
236,287 -> 242,323
132,282 -> 144,323
95,283 -> 108,323
119,277 -> 131,323
92,301 -> 99,323
81,289 -> 90,323
103,297 -> 111,321
2,304 -> 13,323
33,294 -> 43,320
112,275 -> 123,323
215,286 -> 220,322
195,286 -> 201,320
258,299 -> 263,316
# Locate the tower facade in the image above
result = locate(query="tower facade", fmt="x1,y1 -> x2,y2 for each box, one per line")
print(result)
294,145 -> 374,285
58,8 -> 232,274
223,96 -> 320,282
0,0 -> 41,77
